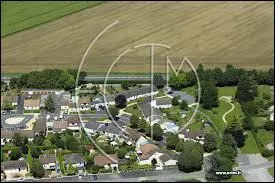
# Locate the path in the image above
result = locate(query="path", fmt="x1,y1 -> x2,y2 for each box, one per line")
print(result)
219,96 -> 235,124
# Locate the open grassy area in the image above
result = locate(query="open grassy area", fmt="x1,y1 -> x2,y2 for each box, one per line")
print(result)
257,85 -> 274,100
256,129 -> 274,146
223,175 -> 246,182
268,167 -> 274,177
1,1 -> 273,73
253,117 -> 267,128
181,86 -> 196,97
199,100 -> 232,133
124,104 -> 142,117
1,1 -> 104,37
218,86 -> 237,98
241,131 -> 261,154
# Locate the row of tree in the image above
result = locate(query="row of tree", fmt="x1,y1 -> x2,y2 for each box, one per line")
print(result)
9,69 -> 87,91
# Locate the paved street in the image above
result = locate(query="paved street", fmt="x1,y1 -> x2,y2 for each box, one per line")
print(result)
20,169 -> 205,182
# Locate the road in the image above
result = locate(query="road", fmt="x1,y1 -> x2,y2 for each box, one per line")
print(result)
17,168 -> 205,182
2,75 -> 168,82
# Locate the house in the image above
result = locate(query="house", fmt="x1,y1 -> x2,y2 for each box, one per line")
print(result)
160,121 -> 179,133
11,96 -> 18,106
116,114 -> 131,127
122,127 -> 143,145
21,89 -> 64,95
91,95 -> 115,109
39,154 -> 56,170
84,121 -> 103,134
178,129 -> 205,144
104,123 -> 123,141
60,92 -> 71,114
67,116 -> 81,131
64,153 -> 86,169
158,153 -> 177,167
138,101 -> 163,124
121,85 -> 158,102
78,96 -> 90,111
52,121 -> 68,133
24,98 -> 40,110
135,136 -> 151,147
34,118 -> 46,136
94,154 -> 119,170
151,98 -> 172,109
1,130 -> 34,146
1,160 -> 28,175
137,144 -> 162,165
169,91 -> 196,107
39,95 -> 48,108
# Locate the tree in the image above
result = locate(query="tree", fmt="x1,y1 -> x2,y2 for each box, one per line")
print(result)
137,119 -> 148,133
21,146 -> 28,154
9,78 -> 19,89
30,146 -> 42,158
179,100 -> 188,110
169,71 -> 187,90
178,140 -> 204,172
201,80 -> 218,109
108,106 -> 119,119
10,148 -> 22,160
152,123 -> 163,141
263,120 -> 273,131
224,119 -> 245,148
115,94 -> 127,109
30,159 -> 45,178
219,143 -> 237,161
130,115 -> 139,129
64,134 -> 79,151
151,158 -> 157,166
203,133 -> 217,153
117,148 -> 128,159
33,135 -> 45,146
121,81 -> 130,90
45,95 -> 55,113
67,162 -> 77,175
221,134 -> 237,149
166,132 -> 180,150
85,155 -> 94,168
241,101 -> 259,117
235,74 -> 258,103
241,116 -> 254,130
172,96 -> 180,106
2,100 -> 13,111
175,140 -> 185,152
153,73 -> 165,89
12,133 -> 28,147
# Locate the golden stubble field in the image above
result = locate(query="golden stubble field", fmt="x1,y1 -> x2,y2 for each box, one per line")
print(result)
1,1 -> 274,74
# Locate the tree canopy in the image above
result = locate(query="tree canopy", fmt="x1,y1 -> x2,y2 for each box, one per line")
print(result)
45,95 -> 55,113
115,94 -> 127,109
200,80 -> 218,109
153,73 -> 165,89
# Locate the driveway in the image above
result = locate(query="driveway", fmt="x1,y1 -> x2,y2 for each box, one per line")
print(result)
235,153 -> 274,182
16,95 -> 24,114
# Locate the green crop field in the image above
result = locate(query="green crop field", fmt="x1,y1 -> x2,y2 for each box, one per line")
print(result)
1,1 -> 104,37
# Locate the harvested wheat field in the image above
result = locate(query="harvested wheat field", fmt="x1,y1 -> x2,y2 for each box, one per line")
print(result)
1,1 -> 274,74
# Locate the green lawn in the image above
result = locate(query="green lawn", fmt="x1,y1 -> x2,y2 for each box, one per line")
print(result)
225,101 -> 244,123
253,117 -> 267,128
199,100 -> 232,133
218,86 -> 237,98
1,1 -> 104,37
241,131 -> 261,154
124,104 -> 142,117
256,129 -> 274,146
188,121 -> 203,132
223,175 -> 246,182
268,167 -> 274,177
181,86 -> 196,97
119,162 -> 152,171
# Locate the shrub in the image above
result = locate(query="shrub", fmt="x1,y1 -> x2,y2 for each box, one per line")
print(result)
262,149 -> 274,157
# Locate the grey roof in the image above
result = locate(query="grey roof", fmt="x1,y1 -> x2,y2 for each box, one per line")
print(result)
34,118 -> 46,134
39,154 -> 56,165
64,153 -> 85,165
1,160 -> 28,171
159,154 -> 172,163
169,91 -> 196,105
105,124 -> 121,135
138,102 -> 162,119
98,95 -> 115,103
1,129 -> 35,139
121,85 -> 157,99
156,98 -> 172,106
85,122 -> 102,130
97,124 -> 108,132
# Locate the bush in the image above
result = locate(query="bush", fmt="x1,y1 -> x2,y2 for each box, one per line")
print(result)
262,149 -> 274,157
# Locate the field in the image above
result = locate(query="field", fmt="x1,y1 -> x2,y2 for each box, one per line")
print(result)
1,1 -> 274,74
1,1 -> 104,37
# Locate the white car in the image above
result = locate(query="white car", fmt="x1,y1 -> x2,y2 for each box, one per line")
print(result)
16,177 -> 25,182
